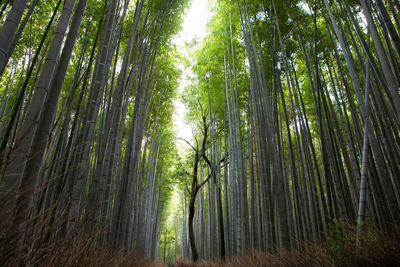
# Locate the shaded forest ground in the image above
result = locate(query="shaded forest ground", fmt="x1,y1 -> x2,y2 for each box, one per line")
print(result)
177,222 -> 400,266
3,221 -> 400,266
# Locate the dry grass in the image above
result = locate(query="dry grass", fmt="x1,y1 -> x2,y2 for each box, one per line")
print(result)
1,235 -> 164,267
0,206 -> 161,266
1,213 -> 399,266
175,222 -> 400,267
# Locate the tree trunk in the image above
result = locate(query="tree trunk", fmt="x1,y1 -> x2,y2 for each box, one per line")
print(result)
0,0 -> 28,76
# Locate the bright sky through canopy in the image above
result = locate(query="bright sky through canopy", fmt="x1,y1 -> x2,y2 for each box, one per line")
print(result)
174,0 -> 211,46
173,0 -> 211,150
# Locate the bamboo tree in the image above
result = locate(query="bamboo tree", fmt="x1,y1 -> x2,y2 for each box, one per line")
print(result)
0,0 -> 28,76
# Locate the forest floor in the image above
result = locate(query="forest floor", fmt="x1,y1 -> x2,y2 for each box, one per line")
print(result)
170,223 -> 400,267
3,222 -> 400,266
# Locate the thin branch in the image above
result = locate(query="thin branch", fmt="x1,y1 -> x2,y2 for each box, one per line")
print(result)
175,136 -> 197,152
185,174 -> 190,195
191,128 -> 199,150
202,153 -> 212,168
197,173 -> 212,190
198,99 -> 205,117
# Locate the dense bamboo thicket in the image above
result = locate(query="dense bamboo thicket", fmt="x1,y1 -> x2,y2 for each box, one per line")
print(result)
0,0 -> 189,265
0,0 -> 399,266
177,0 -> 400,263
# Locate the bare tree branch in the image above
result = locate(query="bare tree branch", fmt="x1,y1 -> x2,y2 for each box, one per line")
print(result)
192,128 -> 199,150
197,173 -> 212,190
175,136 -> 197,152
184,173 -> 190,195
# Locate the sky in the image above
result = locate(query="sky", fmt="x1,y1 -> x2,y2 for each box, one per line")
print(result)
174,0 -> 211,46
172,0 -> 211,152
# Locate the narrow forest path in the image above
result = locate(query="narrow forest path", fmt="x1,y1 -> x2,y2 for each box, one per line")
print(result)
160,1 -> 211,264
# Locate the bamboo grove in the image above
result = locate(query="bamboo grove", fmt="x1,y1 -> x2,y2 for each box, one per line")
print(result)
175,0 -> 400,262
0,0 -> 189,264
0,0 -> 399,265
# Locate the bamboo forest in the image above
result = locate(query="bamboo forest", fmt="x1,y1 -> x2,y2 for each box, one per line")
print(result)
1,0 -> 400,266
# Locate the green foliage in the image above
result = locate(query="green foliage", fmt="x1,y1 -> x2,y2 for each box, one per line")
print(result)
326,218 -> 356,259
183,0 -> 249,132
325,218 -> 400,266
1,0 -> 400,263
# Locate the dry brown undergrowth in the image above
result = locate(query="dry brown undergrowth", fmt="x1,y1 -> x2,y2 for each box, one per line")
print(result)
1,220 -> 399,266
